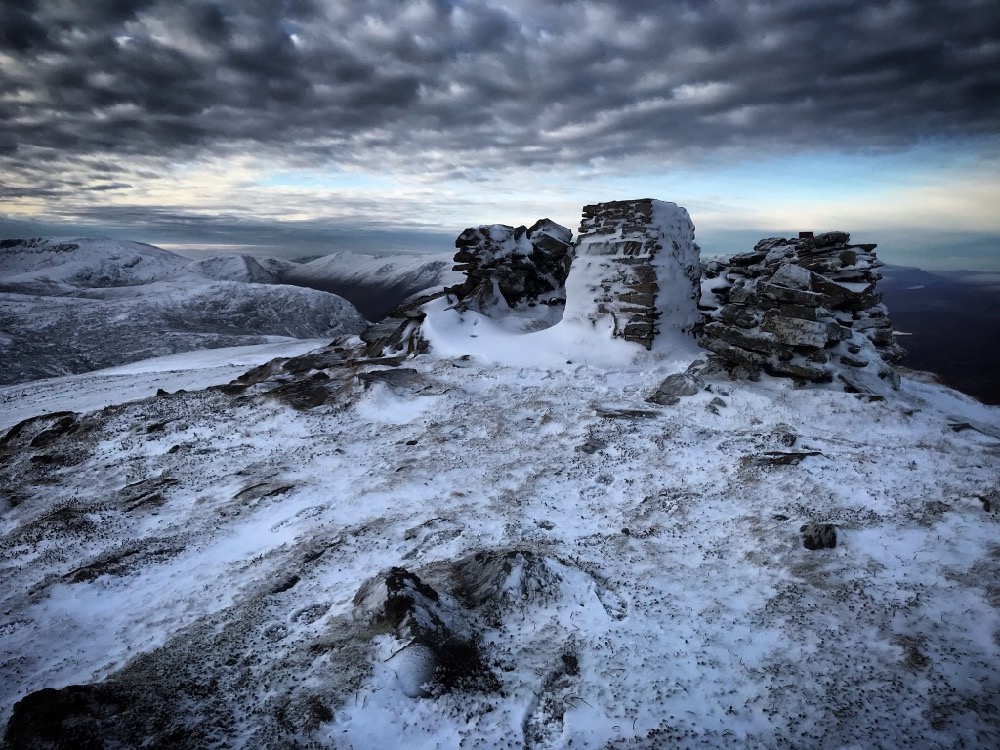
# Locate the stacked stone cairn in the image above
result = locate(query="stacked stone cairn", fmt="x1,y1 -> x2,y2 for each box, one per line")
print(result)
699,231 -> 906,392
568,199 -> 700,349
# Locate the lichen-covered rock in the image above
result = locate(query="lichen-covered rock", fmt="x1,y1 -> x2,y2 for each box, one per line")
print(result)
698,231 -> 905,393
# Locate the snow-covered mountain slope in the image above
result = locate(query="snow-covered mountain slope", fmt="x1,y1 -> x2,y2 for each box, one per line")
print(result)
282,250 -> 462,320
0,237 -> 190,294
165,254 -> 281,284
1,336 -> 997,748
0,339 -> 332,432
0,239 -> 368,386
0,281 -> 366,385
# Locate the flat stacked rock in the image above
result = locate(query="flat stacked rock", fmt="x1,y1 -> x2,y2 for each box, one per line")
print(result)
699,232 -> 906,392
563,199 -> 700,349
449,219 -> 574,313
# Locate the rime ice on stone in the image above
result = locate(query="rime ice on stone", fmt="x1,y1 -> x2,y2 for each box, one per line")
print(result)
450,219 -> 574,314
563,199 -> 700,349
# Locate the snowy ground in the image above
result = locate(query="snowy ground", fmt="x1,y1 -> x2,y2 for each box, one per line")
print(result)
1,334 -> 998,748
0,339 -> 331,432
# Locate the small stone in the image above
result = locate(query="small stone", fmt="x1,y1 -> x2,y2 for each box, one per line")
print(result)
646,393 -> 680,406
706,396 -> 727,415
800,523 -> 837,550
577,438 -> 608,454
652,373 -> 700,398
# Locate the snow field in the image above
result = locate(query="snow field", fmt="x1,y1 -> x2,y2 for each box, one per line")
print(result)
0,343 -> 998,748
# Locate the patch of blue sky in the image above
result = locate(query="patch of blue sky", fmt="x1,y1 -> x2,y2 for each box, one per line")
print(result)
616,144 -> 969,212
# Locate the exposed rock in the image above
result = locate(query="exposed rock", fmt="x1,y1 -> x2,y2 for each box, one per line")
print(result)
2,684 -> 130,750
755,451 -> 823,466
356,368 -> 425,391
353,567 -> 494,696
699,231 -> 904,392
801,523 -> 838,550
358,291 -> 442,358
706,396 -> 727,414
648,373 -> 700,405
595,407 -> 660,420
563,199 -> 700,349
451,219 -> 574,313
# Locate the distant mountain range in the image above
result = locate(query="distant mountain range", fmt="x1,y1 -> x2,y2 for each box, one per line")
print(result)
0,238 -> 367,385
2,238 -> 997,404
281,250 -> 461,320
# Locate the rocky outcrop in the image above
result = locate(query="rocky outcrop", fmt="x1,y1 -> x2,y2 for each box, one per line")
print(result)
353,567 -> 494,697
359,219 -> 573,357
562,199 -> 700,349
699,232 -> 905,392
450,219 -> 574,314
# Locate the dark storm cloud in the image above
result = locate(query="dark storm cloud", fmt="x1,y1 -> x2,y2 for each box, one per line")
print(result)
1,0 -> 998,178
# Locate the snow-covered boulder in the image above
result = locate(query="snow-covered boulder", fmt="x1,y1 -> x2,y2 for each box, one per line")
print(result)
451,219 -> 574,314
358,219 -> 574,358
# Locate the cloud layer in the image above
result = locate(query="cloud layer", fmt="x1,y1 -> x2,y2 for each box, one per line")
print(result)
1,0 -> 998,258
4,1 -> 998,167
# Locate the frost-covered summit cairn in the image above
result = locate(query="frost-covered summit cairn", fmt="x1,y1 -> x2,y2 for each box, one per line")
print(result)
358,218 -> 573,357
450,219 -> 574,313
699,231 -> 906,393
564,199 -> 700,349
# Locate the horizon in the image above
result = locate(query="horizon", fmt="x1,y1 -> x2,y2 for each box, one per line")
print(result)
2,219 -> 997,274
2,1 -> 998,272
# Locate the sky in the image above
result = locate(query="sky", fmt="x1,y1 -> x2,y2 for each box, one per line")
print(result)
1,0 -> 999,270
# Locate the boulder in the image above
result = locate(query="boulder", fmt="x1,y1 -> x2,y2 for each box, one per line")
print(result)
450,220 -> 574,313
801,523 -> 838,550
